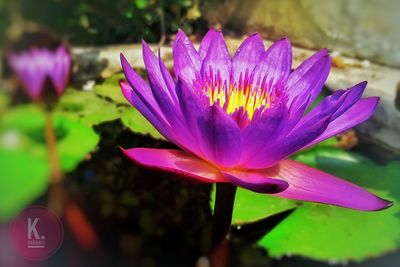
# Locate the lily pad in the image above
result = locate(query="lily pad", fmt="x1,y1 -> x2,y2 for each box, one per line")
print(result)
55,116 -> 100,172
121,107 -> 165,140
0,104 -> 99,220
95,73 -> 128,104
56,88 -> 122,127
292,146 -> 374,168
231,189 -> 298,225
0,149 -> 48,221
259,149 -> 400,262
260,193 -> 400,263
0,104 -> 100,171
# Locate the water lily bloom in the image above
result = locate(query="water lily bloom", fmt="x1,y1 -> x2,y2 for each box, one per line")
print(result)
120,29 -> 392,211
7,45 -> 71,102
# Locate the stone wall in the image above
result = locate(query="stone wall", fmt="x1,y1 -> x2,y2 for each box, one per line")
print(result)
205,0 -> 400,68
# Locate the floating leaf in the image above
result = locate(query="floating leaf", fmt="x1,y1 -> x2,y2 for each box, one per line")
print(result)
260,193 -> 400,263
0,104 -> 99,172
95,73 -> 128,104
0,149 -> 48,221
292,146 -> 374,168
0,104 -> 99,220
56,88 -> 122,126
231,189 -> 298,225
258,148 -> 400,262
55,116 -> 100,172
121,107 -> 164,140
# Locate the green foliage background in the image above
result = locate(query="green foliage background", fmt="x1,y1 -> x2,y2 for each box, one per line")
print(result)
0,0 -> 206,45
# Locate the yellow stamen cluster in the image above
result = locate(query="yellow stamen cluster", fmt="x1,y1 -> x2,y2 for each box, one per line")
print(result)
206,83 -> 270,120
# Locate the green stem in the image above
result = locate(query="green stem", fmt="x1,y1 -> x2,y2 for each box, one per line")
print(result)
44,110 -> 62,184
210,183 -> 237,267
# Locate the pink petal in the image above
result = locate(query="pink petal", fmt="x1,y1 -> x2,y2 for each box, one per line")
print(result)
251,37 -> 292,91
121,148 -> 227,183
201,31 -> 232,87
305,97 -> 379,148
173,30 -> 201,84
198,29 -> 219,60
231,33 -> 265,85
120,80 -> 176,142
267,160 -> 392,211
286,49 -> 329,107
222,169 -> 289,194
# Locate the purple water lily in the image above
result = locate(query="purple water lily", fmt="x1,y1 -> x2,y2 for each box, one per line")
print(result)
120,29 -> 392,211
8,45 -> 71,102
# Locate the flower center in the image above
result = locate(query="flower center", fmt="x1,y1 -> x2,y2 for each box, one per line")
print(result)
194,71 -> 271,127
209,83 -> 270,119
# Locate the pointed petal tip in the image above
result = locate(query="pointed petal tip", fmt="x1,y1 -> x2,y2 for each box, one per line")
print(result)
360,80 -> 368,86
120,53 -> 131,68
120,52 -> 125,61
273,160 -> 395,212
320,48 -> 328,55
367,96 -> 380,108
313,54 -> 331,70
386,200 -> 394,208
275,36 -> 287,42
118,78 -> 124,84
277,36 -> 291,44
141,40 -> 153,53
265,36 -> 292,58
174,29 -> 188,42
351,81 -> 368,95
247,32 -> 262,38
246,32 -> 263,42
358,196 -> 393,212
374,198 -> 394,211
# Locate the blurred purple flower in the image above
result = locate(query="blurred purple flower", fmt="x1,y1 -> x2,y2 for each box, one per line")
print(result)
7,45 -> 71,101
120,29 -> 392,211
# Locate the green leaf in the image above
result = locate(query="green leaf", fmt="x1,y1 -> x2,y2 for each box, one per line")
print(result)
56,88 -> 122,127
0,149 -> 48,221
210,185 -> 298,225
291,146 -> 373,168
260,196 -> 400,263
95,73 -> 128,104
55,115 -> 100,172
232,189 -> 298,224
121,107 -> 164,140
1,104 -> 100,172
0,104 -> 99,220
258,148 -> 400,262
